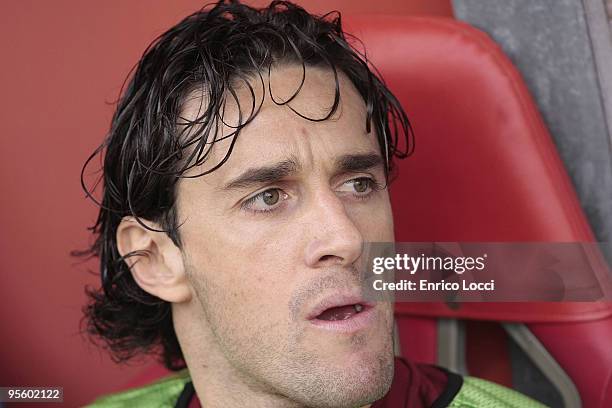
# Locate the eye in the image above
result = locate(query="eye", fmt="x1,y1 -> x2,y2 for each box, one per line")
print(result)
242,188 -> 289,213
339,177 -> 379,197
352,178 -> 370,193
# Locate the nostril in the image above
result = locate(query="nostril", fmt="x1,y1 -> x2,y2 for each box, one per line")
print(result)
319,255 -> 336,263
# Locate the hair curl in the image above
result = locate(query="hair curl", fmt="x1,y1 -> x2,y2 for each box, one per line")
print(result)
78,0 -> 413,370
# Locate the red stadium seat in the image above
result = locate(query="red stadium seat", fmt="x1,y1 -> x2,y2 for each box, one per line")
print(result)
344,15 -> 612,407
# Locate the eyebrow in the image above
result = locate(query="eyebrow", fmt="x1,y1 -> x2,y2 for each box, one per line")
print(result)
221,158 -> 301,191
335,152 -> 384,173
221,152 -> 384,191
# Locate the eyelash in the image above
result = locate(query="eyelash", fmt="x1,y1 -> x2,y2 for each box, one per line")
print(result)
241,177 -> 383,214
241,190 -> 288,214
349,177 -> 383,201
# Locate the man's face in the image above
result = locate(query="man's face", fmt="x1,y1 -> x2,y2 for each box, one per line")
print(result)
175,65 -> 395,407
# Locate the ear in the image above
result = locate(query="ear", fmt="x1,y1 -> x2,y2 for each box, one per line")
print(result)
116,216 -> 191,303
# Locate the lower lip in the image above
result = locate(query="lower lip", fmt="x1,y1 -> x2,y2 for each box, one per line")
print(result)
309,305 -> 377,333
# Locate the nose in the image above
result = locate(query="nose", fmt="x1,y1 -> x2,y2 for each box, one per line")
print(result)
303,189 -> 364,269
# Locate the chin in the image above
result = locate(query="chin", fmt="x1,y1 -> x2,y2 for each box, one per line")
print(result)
296,350 -> 395,408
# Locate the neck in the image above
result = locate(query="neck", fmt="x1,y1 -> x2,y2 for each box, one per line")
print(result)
172,302 -> 299,407
173,302 -> 372,408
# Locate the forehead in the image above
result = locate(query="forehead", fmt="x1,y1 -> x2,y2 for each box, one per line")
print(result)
180,64 -> 380,180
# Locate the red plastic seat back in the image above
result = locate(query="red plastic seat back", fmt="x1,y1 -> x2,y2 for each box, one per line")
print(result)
345,16 -> 612,407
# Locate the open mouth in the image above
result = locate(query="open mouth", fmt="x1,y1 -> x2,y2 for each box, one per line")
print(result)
315,303 -> 366,321
307,295 -> 376,333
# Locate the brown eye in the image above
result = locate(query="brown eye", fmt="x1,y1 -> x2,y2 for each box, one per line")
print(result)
353,178 -> 370,193
262,189 -> 280,205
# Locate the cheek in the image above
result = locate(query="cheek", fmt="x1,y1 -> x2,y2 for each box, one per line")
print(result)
202,221 -> 300,287
182,216 -> 300,323
349,193 -> 395,242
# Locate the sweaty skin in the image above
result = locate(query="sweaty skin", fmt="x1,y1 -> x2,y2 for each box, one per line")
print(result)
168,65 -> 396,408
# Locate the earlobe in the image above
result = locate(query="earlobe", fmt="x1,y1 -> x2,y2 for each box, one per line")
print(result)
116,217 -> 191,303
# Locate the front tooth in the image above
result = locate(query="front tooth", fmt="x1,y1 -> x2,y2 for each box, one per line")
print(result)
354,304 -> 363,313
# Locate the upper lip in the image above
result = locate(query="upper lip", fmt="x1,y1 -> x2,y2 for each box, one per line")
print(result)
306,292 -> 372,320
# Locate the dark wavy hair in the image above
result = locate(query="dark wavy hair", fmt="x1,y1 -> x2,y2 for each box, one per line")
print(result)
78,0 -> 414,370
